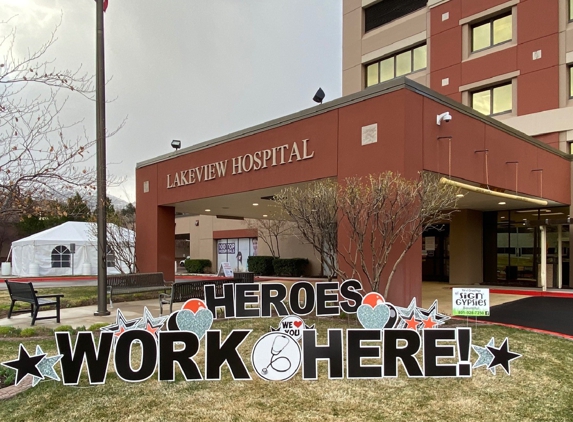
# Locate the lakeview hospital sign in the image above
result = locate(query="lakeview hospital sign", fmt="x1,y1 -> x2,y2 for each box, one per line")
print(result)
166,139 -> 315,189
2,280 -> 521,386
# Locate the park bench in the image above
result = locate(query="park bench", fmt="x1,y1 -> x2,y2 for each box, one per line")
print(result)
5,280 -> 64,326
159,278 -> 237,315
107,272 -> 170,307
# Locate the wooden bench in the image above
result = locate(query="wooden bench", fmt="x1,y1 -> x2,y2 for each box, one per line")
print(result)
159,278 -> 237,315
107,272 -> 170,307
5,280 -> 64,326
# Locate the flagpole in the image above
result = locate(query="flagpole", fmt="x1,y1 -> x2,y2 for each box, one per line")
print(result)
94,0 -> 109,316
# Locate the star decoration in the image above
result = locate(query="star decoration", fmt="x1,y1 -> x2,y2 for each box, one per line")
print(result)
1,344 -> 45,385
420,314 -> 439,329
32,346 -> 62,387
487,337 -> 521,375
472,338 -> 496,374
394,298 -> 418,329
414,300 -> 449,328
134,307 -> 167,338
404,316 -> 420,330
100,309 -> 142,340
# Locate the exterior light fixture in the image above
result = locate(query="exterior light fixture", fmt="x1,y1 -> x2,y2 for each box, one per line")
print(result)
456,194 -> 464,198
263,214 -> 268,217
171,140 -> 181,151
252,203 -> 259,206
205,209 -> 211,212
313,88 -> 325,104
498,202 -> 506,205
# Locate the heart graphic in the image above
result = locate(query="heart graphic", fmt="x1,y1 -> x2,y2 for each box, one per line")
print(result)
293,320 -> 303,328
357,304 -> 390,329
175,308 -> 213,339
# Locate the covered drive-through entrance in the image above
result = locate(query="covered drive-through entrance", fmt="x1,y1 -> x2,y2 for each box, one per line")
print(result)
135,78 -> 571,306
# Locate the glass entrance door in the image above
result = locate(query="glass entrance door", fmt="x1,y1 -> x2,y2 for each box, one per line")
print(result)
422,225 -> 449,282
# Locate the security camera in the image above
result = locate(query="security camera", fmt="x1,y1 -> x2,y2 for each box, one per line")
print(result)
436,112 -> 452,125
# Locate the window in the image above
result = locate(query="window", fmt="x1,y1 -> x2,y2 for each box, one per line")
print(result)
51,245 -> 71,268
364,0 -> 428,33
471,13 -> 512,52
366,44 -> 427,87
471,83 -> 512,116
570,66 -> 573,98
570,0 -> 573,21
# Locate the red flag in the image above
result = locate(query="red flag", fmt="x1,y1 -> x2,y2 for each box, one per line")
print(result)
95,0 -> 109,12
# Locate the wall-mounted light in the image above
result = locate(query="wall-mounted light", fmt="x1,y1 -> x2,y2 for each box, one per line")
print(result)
171,139 -> 181,151
205,209 -> 211,212
252,203 -> 259,206
313,88 -> 325,104
194,220 -> 199,226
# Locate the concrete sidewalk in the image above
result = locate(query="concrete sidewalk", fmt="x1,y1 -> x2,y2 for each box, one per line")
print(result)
0,299 -> 161,329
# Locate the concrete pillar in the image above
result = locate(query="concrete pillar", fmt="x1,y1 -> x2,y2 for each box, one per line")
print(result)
450,210 -> 483,285
135,205 -> 176,282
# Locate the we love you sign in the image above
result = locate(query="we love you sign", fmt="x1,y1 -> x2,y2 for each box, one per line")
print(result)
2,280 -> 521,386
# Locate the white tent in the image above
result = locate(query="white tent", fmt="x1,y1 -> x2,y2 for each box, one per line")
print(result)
11,221 -> 134,277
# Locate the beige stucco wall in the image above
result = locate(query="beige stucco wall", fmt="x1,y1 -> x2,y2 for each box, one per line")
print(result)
175,215 -> 321,276
450,210 -> 483,285
342,1 -> 430,96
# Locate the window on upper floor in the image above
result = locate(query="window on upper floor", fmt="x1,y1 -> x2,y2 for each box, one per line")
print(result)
570,66 -> 573,98
471,13 -> 512,53
365,44 -> 427,87
471,83 -> 512,116
364,0 -> 428,33
570,0 -> 573,21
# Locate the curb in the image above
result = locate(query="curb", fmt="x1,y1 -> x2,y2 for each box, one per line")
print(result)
0,377 -> 32,401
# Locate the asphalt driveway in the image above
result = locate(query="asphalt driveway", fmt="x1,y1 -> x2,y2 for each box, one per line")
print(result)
479,297 -> 573,336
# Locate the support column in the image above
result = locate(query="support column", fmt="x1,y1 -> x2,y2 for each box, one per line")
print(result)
540,225 -> 547,292
450,210 -> 483,285
558,225 -> 562,289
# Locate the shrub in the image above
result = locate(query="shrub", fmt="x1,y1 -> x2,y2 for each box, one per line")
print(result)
20,328 -> 38,337
88,323 -> 109,331
0,326 -> 21,337
184,259 -> 212,274
247,256 -> 275,276
272,258 -> 309,277
53,325 -> 75,333
0,366 -> 15,387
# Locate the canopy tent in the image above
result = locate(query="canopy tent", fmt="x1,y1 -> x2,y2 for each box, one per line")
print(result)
11,221 -> 134,277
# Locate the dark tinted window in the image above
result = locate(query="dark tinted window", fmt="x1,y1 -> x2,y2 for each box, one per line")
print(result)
365,0 -> 428,33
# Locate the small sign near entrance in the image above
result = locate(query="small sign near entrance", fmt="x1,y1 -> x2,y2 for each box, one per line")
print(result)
452,288 -> 490,317
218,262 -> 234,277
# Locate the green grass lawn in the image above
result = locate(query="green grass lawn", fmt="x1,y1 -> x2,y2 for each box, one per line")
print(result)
0,317 -> 572,421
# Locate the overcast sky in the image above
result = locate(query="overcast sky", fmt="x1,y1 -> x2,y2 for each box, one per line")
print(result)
3,0 -> 342,204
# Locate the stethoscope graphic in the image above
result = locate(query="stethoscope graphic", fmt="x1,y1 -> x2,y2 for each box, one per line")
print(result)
261,334 -> 292,374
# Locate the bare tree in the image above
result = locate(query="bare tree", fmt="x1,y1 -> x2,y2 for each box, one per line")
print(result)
89,212 -> 136,274
274,173 -> 459,294
273,179 -> 339,278
246,212 -> 292,258
339,172 -> 459,295
0,19 -> 110,222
